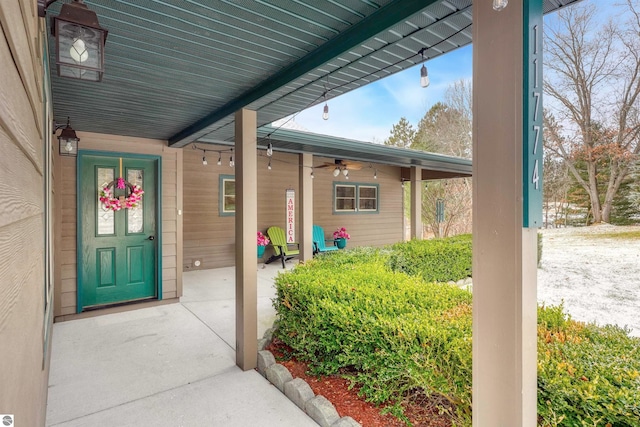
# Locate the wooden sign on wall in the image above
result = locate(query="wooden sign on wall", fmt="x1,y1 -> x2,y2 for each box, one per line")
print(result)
286,189 -> 295,243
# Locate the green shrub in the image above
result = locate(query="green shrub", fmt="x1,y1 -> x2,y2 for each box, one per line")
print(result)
387,234 -> 472,283
537,305 -> 640,426
273,242 -> 640,427
273,258 -> 473,423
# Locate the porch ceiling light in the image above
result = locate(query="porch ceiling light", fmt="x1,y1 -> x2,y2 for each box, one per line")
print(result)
41,0 -> 108,82
333,167 -> 340,177
493,0 -> 508,11
56,117 -> 79,156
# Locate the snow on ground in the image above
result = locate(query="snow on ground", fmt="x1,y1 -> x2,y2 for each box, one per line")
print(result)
537,224 -> 640,337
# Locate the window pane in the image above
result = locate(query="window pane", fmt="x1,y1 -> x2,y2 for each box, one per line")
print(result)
359,198 -> 377,210
224,195 -> 236,212
336,185 -> 355,197
360,187 -> 376,198
336,199 -> 356,210
224,180 -> 235,196
97,168 -> 114,235
127,169 -> 144,234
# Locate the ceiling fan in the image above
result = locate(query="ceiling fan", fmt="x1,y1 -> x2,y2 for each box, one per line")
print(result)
316,159 -> 363,171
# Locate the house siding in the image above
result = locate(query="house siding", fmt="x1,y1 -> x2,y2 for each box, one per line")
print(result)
0,1 -> 50,425
183,145 -> 403,270
54,132 -> 183,318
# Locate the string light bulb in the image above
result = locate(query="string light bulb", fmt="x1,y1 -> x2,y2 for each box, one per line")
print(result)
267,141 -> 273,157
374,169 -> 378,179
419,48 -> 430,88
268,159 -> 272,170
310,169 -> 315,179
322,78 -> 330,120
217,154 -> 222,166
493,0 -> 508,11
229,155 -> 234,168
202,156 -> 207,166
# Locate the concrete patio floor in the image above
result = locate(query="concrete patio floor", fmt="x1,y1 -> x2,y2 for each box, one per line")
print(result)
45,262 -> 317,427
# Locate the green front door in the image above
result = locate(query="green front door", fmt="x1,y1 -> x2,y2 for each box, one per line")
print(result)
78,154 -> 158,310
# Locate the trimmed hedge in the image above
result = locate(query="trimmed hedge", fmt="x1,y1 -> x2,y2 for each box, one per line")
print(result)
537,305 -> 640,426
387,234 -> 472,283
273,258 -> 473,423
273,237 -> 640,426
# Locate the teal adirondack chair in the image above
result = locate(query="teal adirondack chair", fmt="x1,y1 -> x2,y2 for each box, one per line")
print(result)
313,225 -> 339,255
265,226 -> 300,268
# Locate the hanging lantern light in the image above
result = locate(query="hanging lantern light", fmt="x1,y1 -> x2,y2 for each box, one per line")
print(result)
56,117 -> 79,156
45,0 -> 108,82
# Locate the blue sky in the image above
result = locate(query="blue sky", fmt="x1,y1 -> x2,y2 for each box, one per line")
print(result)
286,0 -> 615,144
291,44 -> 473,143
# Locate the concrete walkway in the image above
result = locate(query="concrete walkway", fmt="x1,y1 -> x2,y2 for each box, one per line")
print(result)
46,263 -> 317,427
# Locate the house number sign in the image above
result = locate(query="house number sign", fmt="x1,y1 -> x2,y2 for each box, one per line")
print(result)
523,0 -> 543,228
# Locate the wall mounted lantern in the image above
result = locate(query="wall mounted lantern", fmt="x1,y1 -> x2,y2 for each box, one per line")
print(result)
39,0 -> 108,82
56,117 -> 80,156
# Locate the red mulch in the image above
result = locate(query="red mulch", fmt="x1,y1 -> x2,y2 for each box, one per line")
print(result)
266,338 -> 453,427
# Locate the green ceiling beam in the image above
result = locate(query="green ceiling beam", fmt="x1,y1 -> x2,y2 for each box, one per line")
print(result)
168,0 -> 440,147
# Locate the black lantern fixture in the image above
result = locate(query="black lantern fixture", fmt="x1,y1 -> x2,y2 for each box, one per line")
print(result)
56,117 -> 80,156
39,0 -> 108,82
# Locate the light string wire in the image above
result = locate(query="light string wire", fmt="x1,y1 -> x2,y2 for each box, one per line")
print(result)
195,17 -> 473,146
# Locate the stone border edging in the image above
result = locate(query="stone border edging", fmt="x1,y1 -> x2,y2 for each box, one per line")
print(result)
257,326 -> 361,427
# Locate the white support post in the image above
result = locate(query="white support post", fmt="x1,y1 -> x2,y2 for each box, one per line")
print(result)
410,166 -> 422,239
472,1 -> 538,426
299,153 -> 314,261
234,108 -> 258,370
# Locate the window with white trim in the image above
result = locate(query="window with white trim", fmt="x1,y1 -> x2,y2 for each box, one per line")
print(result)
334,183 -> 379,213
219,175 -> 235,216
358,185 -> 378,211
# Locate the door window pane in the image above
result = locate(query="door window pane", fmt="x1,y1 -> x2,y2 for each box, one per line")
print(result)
127,169 -> 144,234
97,168 -> 115,235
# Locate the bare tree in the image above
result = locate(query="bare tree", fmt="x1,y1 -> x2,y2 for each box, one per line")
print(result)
544,1 -> 640,223
542,147 -> 571,227
415,80 -> 472,159
416,80 -> 473,237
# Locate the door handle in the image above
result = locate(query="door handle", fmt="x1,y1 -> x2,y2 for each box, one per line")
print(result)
148,236 -> 155,241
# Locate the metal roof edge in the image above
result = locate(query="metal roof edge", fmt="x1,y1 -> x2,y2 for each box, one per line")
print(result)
257,125 -> 472,167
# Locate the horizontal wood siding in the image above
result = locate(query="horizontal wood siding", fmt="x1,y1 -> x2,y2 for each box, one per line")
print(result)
55,132 -> 182,317
0,1 -> 49,425
183,147 -> 403,270
312,163 -> 403,248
